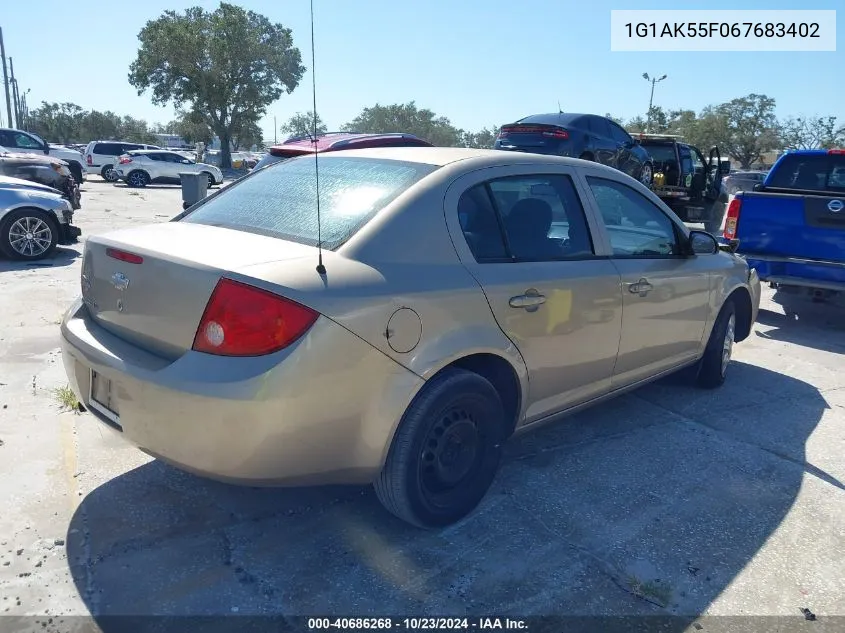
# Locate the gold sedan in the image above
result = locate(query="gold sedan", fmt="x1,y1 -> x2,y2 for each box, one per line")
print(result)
60,147 -> 760,528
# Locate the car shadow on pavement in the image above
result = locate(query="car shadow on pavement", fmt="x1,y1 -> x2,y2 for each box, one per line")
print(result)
755,294 -> 845,355
0,246 -> 79,272
66,361 -> 835,626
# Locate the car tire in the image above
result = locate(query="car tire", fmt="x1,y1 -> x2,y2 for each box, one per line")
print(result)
101,165 -> 119,182
0,208 -> 59,261
374,368 -> 507,528
202,172 -> 216,189
126,170 -> 149,188
639,162 -> 654,187
695,300 -> 737,389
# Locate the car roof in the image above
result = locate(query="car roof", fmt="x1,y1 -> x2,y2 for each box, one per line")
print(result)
308,146 -> 627,173
268,132 -> 432,156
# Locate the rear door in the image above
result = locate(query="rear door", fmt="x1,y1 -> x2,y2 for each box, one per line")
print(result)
581,174 -> 711,386
585,116 -> 617,166
445,165 -> 623,422
606,121 -> 638,176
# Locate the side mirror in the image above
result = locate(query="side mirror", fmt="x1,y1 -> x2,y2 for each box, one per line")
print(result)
43,145 -> 50,155
688,230 -> 719,255
719,161 -> 731,175
752,183 -> 763,192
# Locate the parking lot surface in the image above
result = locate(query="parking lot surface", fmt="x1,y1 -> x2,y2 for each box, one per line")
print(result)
1,178 -> 845,627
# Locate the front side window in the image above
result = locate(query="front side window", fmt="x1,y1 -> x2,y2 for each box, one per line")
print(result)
181,156 -> 438,249
12,132 -> 42,150
608,122 -> 631,145
459,174 -> 594,262
587,177 -> 679,257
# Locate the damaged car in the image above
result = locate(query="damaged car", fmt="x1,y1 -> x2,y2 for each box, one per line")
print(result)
0,145 -> 82,210
0,176 -> 81,260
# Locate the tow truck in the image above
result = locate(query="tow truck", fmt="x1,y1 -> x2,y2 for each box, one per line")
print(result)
636,133 -> 730,234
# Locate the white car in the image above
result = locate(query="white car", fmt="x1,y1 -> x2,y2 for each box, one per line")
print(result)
0,128 -> 86,184
114,150 -> 223,188
84,141 -> 161,182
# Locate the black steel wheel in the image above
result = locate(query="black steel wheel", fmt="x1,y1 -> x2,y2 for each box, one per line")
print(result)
375,368 -> 507,528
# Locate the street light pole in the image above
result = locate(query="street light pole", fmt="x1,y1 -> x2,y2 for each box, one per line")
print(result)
642,73 -> 667,132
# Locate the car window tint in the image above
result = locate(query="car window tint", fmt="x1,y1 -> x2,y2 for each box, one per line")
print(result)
458,186 -> 508,262
589,116 -> 612,138
607,122 -> 630,144
587,177 -> 679,257
486,174 -> 594,261
181,156 -> 438,249
768,154 -> 845,191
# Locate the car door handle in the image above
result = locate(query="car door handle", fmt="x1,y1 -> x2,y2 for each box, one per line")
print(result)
509,294 -> 547,309
627,278 -> 653,295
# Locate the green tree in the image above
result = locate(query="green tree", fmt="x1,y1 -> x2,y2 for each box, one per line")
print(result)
128,2 -> 305,168
81,110 -> 124,141
118,116 -> 158,144
779,115 -> 844,150
708,94 -> 780,168
172,109 -> 215,145
28,102 -> 85,144
232,115 -> 264,150
344,102 -> 463,146
281,111 -> 327,139
461,126 -> 499,149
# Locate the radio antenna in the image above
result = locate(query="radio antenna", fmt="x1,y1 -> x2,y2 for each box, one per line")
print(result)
310,0 -> 326,275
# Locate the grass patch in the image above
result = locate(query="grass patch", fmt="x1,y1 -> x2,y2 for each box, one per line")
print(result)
53,385 -> 79,412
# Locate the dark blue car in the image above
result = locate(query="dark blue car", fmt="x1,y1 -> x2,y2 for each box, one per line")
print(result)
494,113 -> 654,186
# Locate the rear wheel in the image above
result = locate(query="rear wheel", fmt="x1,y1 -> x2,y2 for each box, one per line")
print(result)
126,170 -> 149,188
101,165 -> 119,182
695,300 -> 737,389
202,172 -> 216,188
0,209 -> 59,261
374,368 -> 506,528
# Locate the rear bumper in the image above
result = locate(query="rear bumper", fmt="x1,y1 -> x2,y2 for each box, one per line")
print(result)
742,253 -> 845,292
59,298 -> 423,486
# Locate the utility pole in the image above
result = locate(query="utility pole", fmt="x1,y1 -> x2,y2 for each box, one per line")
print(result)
642,73 -> 667,132
10,57 -> 19,128
0,28 -> 13,128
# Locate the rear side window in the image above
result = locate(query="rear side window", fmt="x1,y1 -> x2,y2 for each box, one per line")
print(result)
768,154 -> 845,191
459,174 -> 594,262
94,143 -> 119,155
181,156 -> 438,249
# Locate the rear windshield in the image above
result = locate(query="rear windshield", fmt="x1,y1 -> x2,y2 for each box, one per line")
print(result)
767,154 -> 845,191
643,144 -> 677,162
180,156 -> 438,249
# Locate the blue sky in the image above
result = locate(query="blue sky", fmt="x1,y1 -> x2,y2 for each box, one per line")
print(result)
1,0 -> 842,139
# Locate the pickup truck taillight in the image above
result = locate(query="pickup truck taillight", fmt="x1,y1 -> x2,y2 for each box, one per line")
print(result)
723,198 -> 742,240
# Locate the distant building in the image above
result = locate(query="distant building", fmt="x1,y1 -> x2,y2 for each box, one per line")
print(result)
154,133 -> 188,148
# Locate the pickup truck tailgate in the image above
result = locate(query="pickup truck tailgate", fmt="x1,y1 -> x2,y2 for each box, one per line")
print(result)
736,191 -> 845,263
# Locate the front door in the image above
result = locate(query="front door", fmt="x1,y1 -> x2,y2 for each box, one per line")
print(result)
447,168 -> 623,423
583,175 -> 712,387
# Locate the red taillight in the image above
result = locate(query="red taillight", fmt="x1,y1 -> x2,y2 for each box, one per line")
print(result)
496,127 -> 512,140
118,157 -> 133,164
542,128 -> 569,139
828,149 -> 845,155
86,155 -> 92,165
192,278 -> 319,357
723,198 -> 742,240
106,248 -> 143,264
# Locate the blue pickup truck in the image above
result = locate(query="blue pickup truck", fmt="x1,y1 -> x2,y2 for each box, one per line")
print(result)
723,149 -> 845,300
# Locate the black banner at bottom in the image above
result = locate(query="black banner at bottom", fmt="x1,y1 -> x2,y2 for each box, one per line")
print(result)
0,615 -> 838,633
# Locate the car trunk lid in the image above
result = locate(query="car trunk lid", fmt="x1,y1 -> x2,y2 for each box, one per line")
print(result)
80,222 -> 319,360
496,123 -> 570,153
